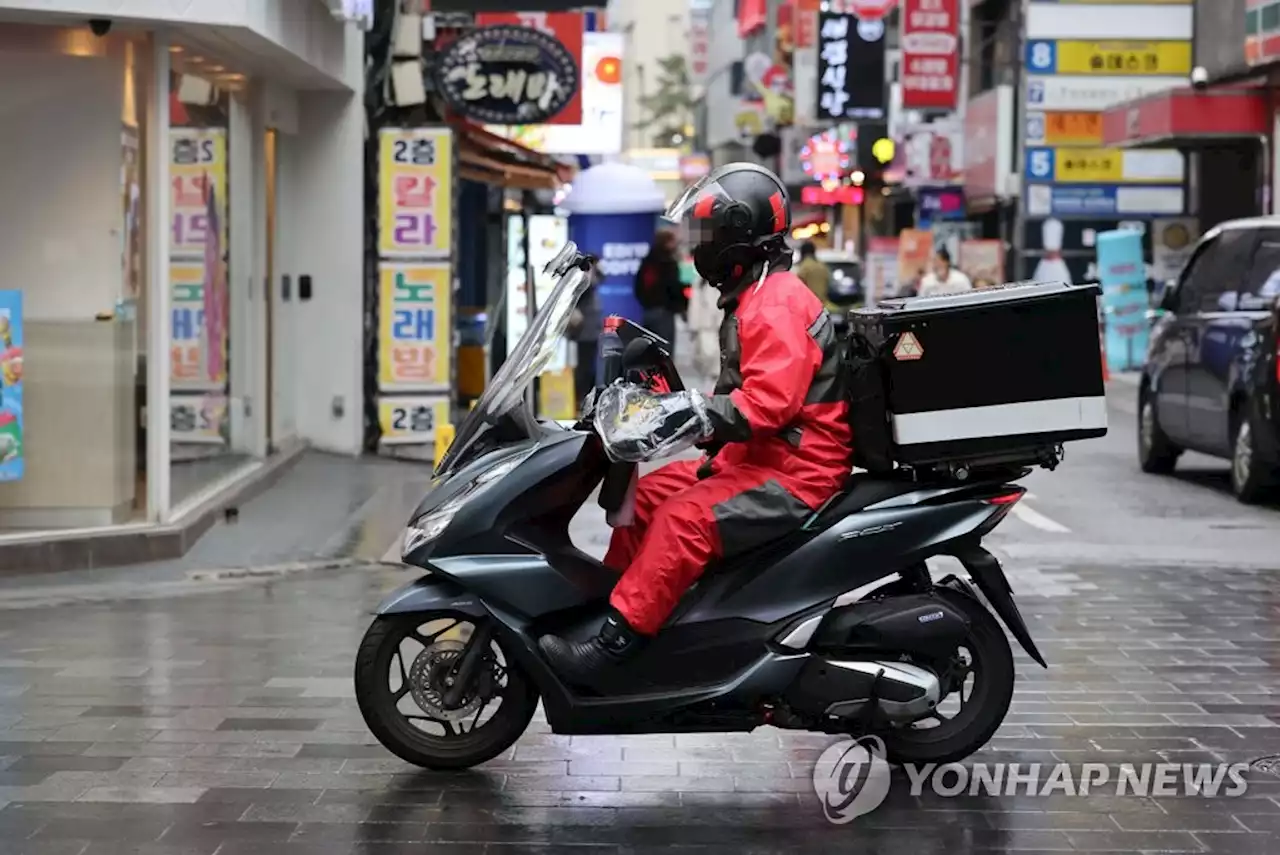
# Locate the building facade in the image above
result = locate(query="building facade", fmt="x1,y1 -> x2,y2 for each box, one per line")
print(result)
0,1 -> 365,565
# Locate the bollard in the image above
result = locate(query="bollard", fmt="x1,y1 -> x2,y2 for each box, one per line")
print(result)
434,422 -> 456,468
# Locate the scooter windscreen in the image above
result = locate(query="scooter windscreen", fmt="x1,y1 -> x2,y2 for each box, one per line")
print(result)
435,242 -> 592,475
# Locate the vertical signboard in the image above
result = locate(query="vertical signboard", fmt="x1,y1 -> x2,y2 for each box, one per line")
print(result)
0,291 -> 23,481
378,128 -> 454,259
690,9 -> 710,90
1020,1 -> 1190,277
817,11 -> 887,121
900,0 -> 960,111
378,262 -> 453,392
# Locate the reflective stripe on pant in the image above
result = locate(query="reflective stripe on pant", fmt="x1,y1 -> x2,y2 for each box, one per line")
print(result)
605,458 -> 811,636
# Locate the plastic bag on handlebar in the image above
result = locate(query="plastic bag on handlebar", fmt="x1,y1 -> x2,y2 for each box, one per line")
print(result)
593,382 -> 713,463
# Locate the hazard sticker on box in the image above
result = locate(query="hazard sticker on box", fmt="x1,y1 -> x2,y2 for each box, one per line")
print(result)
894,332 -> 924,361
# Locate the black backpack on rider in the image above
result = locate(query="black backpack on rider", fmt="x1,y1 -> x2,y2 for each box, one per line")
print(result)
841,317 -> 896,474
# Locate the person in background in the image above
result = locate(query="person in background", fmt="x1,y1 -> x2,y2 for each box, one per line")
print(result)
794,241 -> 832,308
568,260 -> 604,401
918,247 -> 973,297
633,230 -> 687,354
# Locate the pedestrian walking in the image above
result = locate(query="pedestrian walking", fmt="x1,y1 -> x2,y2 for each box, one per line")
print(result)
633,230 -> 687,353
794,241 -> 832,307
918,247 -> 973,297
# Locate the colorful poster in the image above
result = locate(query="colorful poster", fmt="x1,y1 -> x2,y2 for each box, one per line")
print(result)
378,262 -> 452,391
1097,229 -> 1150,373
377,395 -> 452,445
170,128 -> 227,258
864,237 -> 899,306
378,128 -> 453,258
959,239 -> 1006,288
169,261 -> 225,390
0,291 -> 24,481
121,126 -> 143,300
897,228 -> 934,292
169,393 -> 229,445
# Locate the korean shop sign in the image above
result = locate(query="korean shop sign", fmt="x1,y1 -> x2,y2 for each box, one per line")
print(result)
901,0 -> 959,111
817,11 -> 887,122
435,24 -> 579,125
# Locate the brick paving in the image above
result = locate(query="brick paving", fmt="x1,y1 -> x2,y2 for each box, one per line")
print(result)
0,558 -> 1276,854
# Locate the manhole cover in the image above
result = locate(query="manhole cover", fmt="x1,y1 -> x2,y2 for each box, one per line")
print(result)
1249,756 -> 1280,776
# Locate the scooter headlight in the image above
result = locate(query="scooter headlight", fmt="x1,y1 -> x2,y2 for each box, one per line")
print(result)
401,450 -> 533,557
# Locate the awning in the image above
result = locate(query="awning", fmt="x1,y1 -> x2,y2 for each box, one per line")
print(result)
1101,85 -> 1271,149
452,122 -> 575,191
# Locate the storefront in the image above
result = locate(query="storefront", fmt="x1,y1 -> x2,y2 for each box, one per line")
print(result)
0,4 -> 365,566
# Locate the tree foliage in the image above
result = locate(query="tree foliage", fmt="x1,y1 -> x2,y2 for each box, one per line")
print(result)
635,53 -> 695,147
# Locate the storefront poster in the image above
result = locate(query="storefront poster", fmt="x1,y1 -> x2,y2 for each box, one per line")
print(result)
378,128 -> 453,259
377,395 -> 452,445
0,292 -> 24,480
1097,229 -> 1150,373
539,368 -> 577,421
959,239 -> 1005,288
170,128 -> 227,258
122,127 -> 142,300
864,237 -> 900,306
169,393 -> 229,445
1151,217 -> 1198,283
170,261 -> 226,390
897,229 -> 934,291
378,262 -> 452,392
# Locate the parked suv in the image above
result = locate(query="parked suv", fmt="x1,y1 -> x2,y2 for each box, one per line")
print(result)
1139,217 -> 1280,503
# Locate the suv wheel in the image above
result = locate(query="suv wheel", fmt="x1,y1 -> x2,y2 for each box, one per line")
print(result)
1138,389 -> 1180,474
1231,407 -> 1276,504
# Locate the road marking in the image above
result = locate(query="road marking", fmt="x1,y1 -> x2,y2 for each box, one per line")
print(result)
1011,501 -> 1071,534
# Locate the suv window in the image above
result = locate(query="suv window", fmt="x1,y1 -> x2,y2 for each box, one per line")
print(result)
1179,228 -> 1255,314
1237,228 -> 1280,310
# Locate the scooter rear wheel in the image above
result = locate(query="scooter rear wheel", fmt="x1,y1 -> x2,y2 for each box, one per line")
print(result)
355,613 -> 539,770
880,589 -> 1015,766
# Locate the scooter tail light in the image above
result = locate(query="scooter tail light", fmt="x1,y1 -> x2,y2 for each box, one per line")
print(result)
985,492 -> 1023,506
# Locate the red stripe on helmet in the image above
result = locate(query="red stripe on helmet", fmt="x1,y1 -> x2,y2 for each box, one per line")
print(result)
693,194 -> 716,218
769,192 -> 785,232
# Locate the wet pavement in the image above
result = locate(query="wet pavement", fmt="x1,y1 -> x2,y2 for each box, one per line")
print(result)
0,381 -> 1279,853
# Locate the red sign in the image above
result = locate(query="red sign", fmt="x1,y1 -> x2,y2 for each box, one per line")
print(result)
739,0 -> 767,37
690,14 -> 710,81
963,87 -> 1002,199
795,4 -> 817,48
1100,86 -> 1269,148
901,0 -> 959,110
847,0 -> 899,22
801,185 -> 865,206
475,12 -> 584,125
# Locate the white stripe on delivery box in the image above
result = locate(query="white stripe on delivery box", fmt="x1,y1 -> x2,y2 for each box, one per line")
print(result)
892,397 -> 1109,445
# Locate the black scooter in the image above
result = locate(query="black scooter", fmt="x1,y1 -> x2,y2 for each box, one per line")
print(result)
355,243 -> 1051,770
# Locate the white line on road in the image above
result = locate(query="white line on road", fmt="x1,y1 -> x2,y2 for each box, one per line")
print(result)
1011,501 -> 1071,534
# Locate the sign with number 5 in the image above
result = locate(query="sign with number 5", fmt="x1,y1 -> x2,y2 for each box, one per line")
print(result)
1026,148 -> 1055,181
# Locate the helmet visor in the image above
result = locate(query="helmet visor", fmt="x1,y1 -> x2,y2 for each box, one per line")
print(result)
662,175 -> 735,249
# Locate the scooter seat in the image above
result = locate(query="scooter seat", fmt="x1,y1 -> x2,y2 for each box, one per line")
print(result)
806,473 -> 924,527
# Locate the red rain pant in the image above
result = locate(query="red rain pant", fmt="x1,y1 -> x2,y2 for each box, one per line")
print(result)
604,458 -> 812,635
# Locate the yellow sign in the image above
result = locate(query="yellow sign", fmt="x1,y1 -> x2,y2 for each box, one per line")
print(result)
1055,40 -> 1192,76
170,128 -> 228,258
378,262 -> 452,391
1051,148 -> 1126,183
169,261 -> 226,390
378,128 -> 453,258
1042,112 -> 1104,146
377,395 -> 452,445
538,368 -> 577,421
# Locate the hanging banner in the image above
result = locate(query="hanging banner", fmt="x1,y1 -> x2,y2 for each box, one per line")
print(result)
900,0 -> 959,111
690,9 -> 710,89
377,395 -> 453,445
169,261 -> 225,391
0,291 -> 23,481
169,393 -> 229,445
170,128 -> 227,258
378,262 -> 453,392
378,127 -> 453,258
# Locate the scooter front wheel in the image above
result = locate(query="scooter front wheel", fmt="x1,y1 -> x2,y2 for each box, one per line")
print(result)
355,612 -> 539,770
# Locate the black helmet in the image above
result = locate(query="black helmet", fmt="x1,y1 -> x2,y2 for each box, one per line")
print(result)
663,162 -> 792,287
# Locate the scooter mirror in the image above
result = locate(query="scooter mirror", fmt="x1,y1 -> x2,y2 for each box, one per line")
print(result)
543,242 -> 579,278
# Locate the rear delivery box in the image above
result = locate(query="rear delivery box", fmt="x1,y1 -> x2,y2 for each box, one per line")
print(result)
849,281 -> 1107,467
